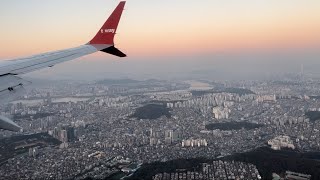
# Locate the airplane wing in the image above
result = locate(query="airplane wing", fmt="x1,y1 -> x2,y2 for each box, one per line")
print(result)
0,1 -> 126,131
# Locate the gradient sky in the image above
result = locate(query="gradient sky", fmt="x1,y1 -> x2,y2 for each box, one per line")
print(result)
1,0 -> 320,80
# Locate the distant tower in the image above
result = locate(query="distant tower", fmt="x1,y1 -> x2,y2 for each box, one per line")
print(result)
46,92 -> 52,105
300,64 -> 304,78
149,128 -> 153,137
202,121 -> 206,130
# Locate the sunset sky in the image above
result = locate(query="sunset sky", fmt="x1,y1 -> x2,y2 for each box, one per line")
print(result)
1,0 -> 319,57
0,0 -> 320,79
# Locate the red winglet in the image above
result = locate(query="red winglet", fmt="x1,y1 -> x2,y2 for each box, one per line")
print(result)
89,1 -> 126,45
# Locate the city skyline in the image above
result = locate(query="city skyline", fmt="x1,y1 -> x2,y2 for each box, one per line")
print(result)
1,77 -> 320,179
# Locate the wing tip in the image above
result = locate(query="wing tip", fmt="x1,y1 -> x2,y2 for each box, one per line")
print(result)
100,46 -> 126,57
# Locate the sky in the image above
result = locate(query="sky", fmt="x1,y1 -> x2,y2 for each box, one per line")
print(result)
0,0 -> 320,80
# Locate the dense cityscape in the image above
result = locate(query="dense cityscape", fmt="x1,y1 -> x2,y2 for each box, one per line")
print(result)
1,75 -> 320,179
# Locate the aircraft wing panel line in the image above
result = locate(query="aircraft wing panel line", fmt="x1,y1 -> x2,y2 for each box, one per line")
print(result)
10,53 -> 78,73
10,53 -> 89,74
0,45 -> 106,75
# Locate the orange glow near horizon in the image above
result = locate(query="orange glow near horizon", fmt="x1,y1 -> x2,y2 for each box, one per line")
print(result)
0,0 -> 320,59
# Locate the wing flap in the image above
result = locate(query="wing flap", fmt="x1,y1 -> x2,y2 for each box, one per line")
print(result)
0,115 -> 21,132
0,75 -> 31,92
0,75 -> 31,104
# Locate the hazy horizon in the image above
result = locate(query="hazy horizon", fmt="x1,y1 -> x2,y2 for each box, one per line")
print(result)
20,47 -> 320,81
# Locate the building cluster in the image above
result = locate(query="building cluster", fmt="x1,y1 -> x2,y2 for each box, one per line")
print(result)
48,126 -> 77,143
153,161 -> 261,180
268,135 -> 295,150
147,128 -> 182,146
256,95 -> 277,103
150,90 -> 192,102
181,139 -> 208,147
164,129 -> 181,144
92,96 -> 133,108
2,79 -> 320,179
166,93 -> 242,109
212,106 -> 231,119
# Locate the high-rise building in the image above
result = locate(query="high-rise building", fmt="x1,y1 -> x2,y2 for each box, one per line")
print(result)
28,147 -> 39,157
66,127 -> 76,142
150,137 -> 157,146
28,148 -> 33,157
60,130 -> 68,142
53,127 -> 60,139
165,129 -> 181,144
165,130 -> 173,144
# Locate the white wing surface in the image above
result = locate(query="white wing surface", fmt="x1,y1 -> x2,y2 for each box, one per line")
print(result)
0,1 -> 127,131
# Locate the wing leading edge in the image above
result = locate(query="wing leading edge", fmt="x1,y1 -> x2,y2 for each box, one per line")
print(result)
0,1 -> 126,131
